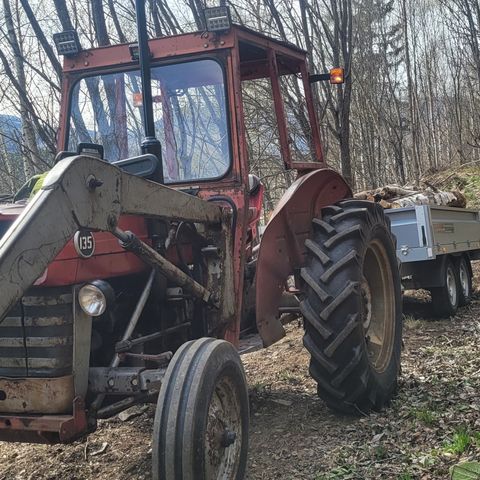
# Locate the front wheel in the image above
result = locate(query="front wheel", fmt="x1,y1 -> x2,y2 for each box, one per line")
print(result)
300,200 -> 402,414
152,338 -> 249,480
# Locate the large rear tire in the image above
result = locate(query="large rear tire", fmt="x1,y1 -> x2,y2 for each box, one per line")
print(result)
152,338 -> 249,480
300,200 -> 402,414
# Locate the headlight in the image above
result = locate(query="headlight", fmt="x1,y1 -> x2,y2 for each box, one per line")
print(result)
78,283 -> 109,316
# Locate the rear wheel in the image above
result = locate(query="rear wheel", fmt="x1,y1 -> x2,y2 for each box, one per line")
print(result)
430,257 -> 459,317
152,338 -> 249,480
456,256 -> 472,306
300,200 -> 402,414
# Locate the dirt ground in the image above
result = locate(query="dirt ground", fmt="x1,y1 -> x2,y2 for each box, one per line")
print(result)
1,266 -> 480,480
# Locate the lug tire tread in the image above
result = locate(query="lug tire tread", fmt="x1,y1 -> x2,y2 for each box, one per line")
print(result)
301,200 -> 402,414
152,338 -> 249,480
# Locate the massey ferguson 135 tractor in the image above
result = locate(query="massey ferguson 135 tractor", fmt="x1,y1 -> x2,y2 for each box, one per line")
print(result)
0,4 -> 402,479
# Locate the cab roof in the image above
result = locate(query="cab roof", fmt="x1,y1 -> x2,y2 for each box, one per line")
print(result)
63,24 -> 308,77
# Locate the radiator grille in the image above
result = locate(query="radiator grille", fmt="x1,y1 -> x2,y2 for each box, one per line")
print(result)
0,287 -> 73,377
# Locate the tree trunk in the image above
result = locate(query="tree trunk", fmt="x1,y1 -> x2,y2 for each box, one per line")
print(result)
402,0 -> 421,182
3,0 -> 40,178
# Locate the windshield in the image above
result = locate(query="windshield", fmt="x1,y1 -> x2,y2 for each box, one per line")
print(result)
67,59 -> 231,183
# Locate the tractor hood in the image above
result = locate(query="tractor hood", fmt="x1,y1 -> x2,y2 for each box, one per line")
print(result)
0,201 -> 149,286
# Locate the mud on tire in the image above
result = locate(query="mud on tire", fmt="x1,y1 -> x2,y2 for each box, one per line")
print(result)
300,200 -> 402,414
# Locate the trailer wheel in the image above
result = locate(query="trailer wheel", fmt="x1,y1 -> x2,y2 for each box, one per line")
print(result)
456,256 -> 472,306
430,257 -> 459,317
152,338 -> 249,480
300,200 -> 402,414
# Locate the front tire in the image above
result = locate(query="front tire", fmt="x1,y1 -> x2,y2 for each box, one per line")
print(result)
152,338 -> 249,480
300,200 -> 402,414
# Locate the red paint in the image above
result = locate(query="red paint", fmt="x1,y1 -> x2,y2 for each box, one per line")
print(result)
1,209 -> 150,286
0,397 -> 87,444
255,169 -> 352,346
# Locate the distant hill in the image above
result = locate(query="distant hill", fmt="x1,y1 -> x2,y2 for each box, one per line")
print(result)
0,114 -> 22,153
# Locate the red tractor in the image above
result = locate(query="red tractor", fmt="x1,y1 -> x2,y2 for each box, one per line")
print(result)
0,5 -> 402,479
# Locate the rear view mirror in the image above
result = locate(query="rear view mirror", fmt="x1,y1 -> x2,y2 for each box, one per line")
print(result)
248,174 -> 261,195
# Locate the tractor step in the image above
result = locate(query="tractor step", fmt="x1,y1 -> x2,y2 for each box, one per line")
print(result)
238,333 -> 263,355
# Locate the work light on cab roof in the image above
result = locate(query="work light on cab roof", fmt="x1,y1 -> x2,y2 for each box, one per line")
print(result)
53,30 -> 81,57
203,6 -> 232,32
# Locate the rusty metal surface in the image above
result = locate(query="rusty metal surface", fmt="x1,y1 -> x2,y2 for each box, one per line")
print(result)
201,188 -> 249,346
61,32 -> 234,76
255,169 -> 352,346
1,206 -> 151,287
89,270 -> 157,412
115,228 -> 213,304
0,156 -> 120,322
234,25 -> 306,59
202,221 -> 236,339
88,367 -> 144,395
88,366 -> 166,395
58,25 -> 303,80
0,396 -> 87,444
0,22 -> 344,378
0,375 -> 74,414
51,26 -> 320,351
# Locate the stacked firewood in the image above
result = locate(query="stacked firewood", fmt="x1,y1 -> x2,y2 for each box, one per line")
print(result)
354,185 -> 467,209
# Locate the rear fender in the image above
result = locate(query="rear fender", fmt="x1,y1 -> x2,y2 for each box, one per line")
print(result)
255,169 -> 351,346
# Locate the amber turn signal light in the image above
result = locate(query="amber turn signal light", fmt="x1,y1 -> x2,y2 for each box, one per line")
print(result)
330,67 -> 345,84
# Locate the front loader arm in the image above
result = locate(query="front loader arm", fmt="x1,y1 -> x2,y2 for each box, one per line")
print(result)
0,155 -> 224,322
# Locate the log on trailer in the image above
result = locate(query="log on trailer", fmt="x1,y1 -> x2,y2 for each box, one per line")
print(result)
354,185 -> 466,209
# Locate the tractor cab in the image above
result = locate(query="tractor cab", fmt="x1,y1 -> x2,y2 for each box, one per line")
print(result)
57,22 -> 326,181
53,19 -> 335,342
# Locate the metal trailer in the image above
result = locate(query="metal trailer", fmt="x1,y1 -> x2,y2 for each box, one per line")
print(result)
386,205 -> 480,316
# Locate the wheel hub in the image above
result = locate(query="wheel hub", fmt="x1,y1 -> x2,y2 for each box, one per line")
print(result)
459,263 -> 469,297
446,266 -> 457,306
221,429 -> 237,448
205,376 -> 242,479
